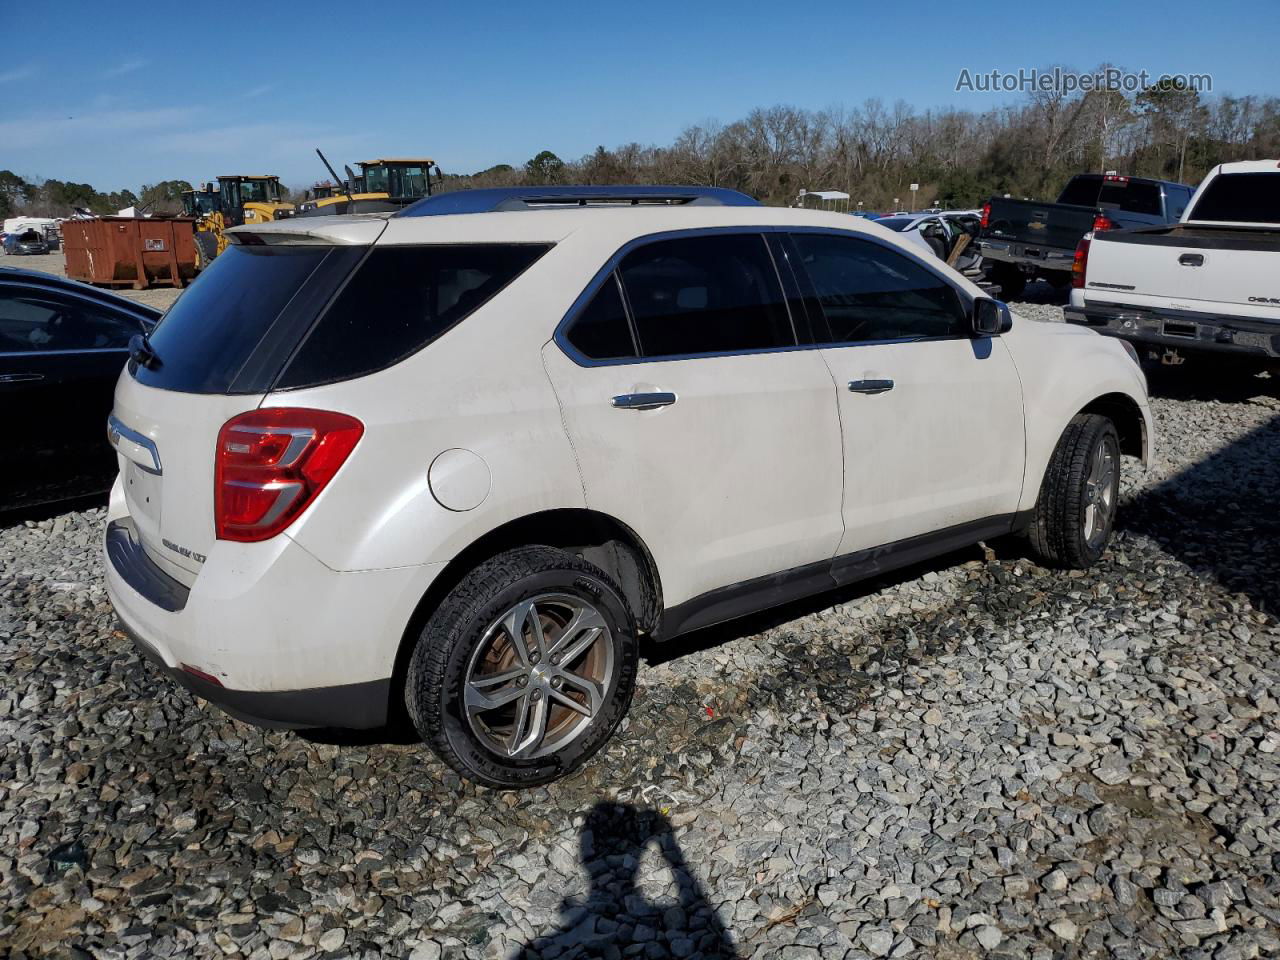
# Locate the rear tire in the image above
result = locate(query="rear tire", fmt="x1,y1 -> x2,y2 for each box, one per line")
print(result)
406,545 -> 639,789
1028,414 -> 1120,569
989,263 -> 1026,299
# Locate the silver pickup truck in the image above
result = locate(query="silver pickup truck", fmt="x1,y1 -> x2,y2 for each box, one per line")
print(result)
1065,161 -> 1280,371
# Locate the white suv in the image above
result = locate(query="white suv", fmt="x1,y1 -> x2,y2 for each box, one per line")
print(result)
104,186 -> 1152,788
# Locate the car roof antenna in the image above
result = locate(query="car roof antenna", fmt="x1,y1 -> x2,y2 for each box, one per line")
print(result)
315,148 -> 355,207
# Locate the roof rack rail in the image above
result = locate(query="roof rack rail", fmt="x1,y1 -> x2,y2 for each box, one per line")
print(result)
395,185 -> 759,217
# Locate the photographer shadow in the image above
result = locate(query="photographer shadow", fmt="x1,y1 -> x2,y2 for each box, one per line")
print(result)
514,802 -> 740,959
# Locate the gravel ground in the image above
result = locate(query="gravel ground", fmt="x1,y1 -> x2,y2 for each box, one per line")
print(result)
2,304 -> 1279,960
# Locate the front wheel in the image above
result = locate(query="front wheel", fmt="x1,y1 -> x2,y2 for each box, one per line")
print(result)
1027,414 -> 1120,568
406,546 -> 639,788
989,263 -> 1026,299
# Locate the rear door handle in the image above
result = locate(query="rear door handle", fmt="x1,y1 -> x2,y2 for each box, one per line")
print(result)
0,373 -> 45,383
612,392 -> 677,410
848,379 -> 894,394
1178,253 -> 1204,267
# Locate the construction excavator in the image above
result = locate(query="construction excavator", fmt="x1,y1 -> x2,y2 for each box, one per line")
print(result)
186,175 -> 294,269
295,151 -> 440,217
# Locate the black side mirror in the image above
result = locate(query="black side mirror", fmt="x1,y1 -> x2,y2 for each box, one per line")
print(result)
972,298 -> 1012,337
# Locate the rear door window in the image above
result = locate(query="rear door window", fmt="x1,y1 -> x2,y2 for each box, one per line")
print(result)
1188,173 -> 1280,223
616,233 -> 794,358
276,243 -> 552,388
790,233 -> 968,343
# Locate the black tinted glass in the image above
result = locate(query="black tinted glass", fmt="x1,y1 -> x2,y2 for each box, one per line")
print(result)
1189,173 -> 1280,223
1057,176 -> 1102,206
0,292 -> 137,353
566,274 -> 636,360
133,244 -> 337,393
1099,180 -> 1162,216
618,234 -> 793,357
278,244 -> 551,389
792,233 -> 967,343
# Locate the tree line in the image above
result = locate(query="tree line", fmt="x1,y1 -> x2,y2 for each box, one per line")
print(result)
0,172 -> 201,220
452,73 -> 1280,209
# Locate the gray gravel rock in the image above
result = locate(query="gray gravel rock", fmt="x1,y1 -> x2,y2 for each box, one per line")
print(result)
2,316 -> 1279,959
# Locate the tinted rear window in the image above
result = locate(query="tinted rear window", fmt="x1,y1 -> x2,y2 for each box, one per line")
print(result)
1056,176 -> 1103,207
1189,173 -> 1280,223
276,244 -> 550,389
1058,175 -> 1164,216
132,244 -> 357,394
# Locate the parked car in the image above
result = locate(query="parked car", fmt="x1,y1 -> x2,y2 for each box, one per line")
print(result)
3,229 -> 51,256
978,174 -> 1194,298
874,213 -> 954,259
104,185 -> 1152,788
0,266 -> 161,511
1065,160 -> 1280,370
873,212 -> 983,274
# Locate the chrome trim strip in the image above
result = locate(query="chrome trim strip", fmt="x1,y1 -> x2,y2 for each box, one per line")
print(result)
107,414 -> 163,475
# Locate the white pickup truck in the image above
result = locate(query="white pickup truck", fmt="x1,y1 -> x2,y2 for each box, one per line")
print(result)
1065,160 -> 1280,369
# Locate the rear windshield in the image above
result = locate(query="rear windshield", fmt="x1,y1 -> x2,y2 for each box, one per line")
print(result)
1188,173 -> 1280,223
1057,175 -> 1163,216
132,244 -> 360,394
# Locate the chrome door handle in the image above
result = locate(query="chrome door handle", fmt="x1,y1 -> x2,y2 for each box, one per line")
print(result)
848,379 -> 894,394
612,392 -> 677,410
0,373 -> 45,383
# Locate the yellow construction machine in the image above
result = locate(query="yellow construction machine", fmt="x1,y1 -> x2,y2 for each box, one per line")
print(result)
295,151 -> 439,217
189,175 -> 294,269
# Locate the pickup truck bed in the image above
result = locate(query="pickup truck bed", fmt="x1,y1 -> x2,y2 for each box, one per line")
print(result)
1066,223 -> 1280,364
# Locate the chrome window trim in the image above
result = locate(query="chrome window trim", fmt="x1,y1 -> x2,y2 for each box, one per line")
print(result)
554,224 -> 979,368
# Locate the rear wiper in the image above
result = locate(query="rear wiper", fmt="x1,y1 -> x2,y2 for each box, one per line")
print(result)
129,333 -> 160,370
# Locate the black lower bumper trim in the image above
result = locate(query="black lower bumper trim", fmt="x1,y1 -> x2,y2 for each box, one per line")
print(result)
1066,303 -> 1280,359
106,518 -> 189,612
117,618 -> 391,730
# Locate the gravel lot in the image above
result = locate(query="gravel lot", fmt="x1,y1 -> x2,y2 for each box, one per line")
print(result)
2,288 -> 1279,959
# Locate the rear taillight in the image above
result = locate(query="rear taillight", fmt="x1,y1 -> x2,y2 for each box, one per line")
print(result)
215,408 -> 363,542
1092,213 -> 1116,231
1071,234 -> 1092,289
980,202 -> 991,229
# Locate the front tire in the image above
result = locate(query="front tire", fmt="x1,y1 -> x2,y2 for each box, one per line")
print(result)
989,263 -> 1027,299
406,546 -> 639,789
1028,414 -> 1120,569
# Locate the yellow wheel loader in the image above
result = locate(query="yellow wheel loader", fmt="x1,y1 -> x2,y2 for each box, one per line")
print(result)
189,175 -> 294,268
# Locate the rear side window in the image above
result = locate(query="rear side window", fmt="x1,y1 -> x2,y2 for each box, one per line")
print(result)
791,233 -> 967,343
1189,173 -> 1280,223
133,244 -> 351,394
617,234 -> 793,358
565,274 -> 637,360
277,243 -> 551,389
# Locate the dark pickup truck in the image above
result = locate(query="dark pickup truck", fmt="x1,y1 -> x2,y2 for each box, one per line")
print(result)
978,174 -> 1194,298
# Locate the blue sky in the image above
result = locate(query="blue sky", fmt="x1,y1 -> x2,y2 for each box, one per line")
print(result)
2,0 -> 1277,192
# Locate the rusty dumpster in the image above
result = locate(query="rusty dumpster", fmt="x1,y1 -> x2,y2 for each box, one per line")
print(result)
62,217 -> 197,290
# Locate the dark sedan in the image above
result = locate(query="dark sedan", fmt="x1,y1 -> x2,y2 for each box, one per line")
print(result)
0,267 -> 162,511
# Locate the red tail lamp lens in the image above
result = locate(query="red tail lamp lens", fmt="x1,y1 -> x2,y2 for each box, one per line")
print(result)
215,408 -> 363,542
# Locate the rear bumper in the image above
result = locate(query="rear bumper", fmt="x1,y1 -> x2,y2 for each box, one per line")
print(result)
1064,301 -> 1280,359
117,612 -> 391,729
978,240 -> 1075,272
104,489 -> 441,729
